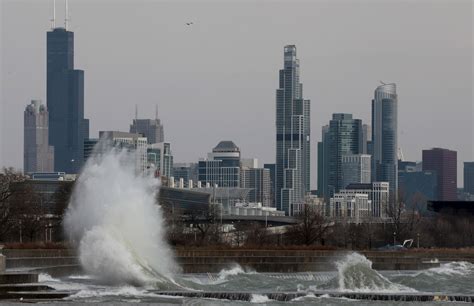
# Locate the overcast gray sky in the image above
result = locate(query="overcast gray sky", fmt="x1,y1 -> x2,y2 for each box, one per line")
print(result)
1,0 -> 473,188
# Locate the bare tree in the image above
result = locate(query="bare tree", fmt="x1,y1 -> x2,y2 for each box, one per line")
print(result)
288,204 -> 330,246
0,168 -> 26,241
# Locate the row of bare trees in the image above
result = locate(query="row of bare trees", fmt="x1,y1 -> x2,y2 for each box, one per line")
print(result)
0,168 -> 72,243
163,196 -> 473,249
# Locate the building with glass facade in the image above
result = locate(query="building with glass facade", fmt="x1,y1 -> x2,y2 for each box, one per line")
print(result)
147,142 -> 173,178
24,100 -> 54,173
464,162 -> 474,195
173,163 -> 198,188
341,154 -> 371,189
372,83 -> 398,205
47,27 -> 89,173
198,141 -> 241,188
263,163 -> 276,207
241,167 -> 272,207
398,169 -> 437,212
319,114 -> 364,199
422,148 -> 457,201
275,45 -> 311,215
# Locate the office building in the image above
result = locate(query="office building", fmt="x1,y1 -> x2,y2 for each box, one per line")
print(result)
198,141 -> 241,187
99,131 -> 148,172
24,100 -> 54,173
147,142 -> 173,178
83,138 -> 99,162
422,148 -> 457,201
317,125 -> 330,198
464,162 -> 474,195
130,111 -> 164,144
275,45 -> 311,215
264,163 -> 276,207
372,82 -> 398,204
399,169 -> 437,212
241,167 -> 272,207
47,22 -> 89,173
341,154 -> 371,189
173,163 -> 198,188
241,158 -> 258,169
320,114 -> 364,198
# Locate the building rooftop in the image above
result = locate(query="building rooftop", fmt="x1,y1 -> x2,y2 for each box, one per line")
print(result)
213,141 -> 240,153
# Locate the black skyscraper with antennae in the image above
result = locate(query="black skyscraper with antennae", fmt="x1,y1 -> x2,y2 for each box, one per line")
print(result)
47,1 -> 89,173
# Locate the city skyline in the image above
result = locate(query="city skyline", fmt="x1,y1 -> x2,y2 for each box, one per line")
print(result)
1,0 -> 472,187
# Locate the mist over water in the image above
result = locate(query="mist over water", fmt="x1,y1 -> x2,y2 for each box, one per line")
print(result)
64,146 -> 180,287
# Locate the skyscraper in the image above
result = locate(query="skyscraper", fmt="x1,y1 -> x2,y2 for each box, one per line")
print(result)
241,167 -> 272,207
317,125 -> 329,198
130,110 -> 165,144
341,154 -> 371,189
47,18 -> 89,173
422,148 -> 457,201
372,82 -> 398,204
275,45 -> 311,215
24,100 -> 54,173
323,114 -> 364,196
464,162 -> 474,195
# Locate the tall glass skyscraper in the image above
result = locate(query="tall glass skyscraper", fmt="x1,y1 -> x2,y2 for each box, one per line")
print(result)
318,114 -> 364,199
371,83 -> 398,205
275,45 -> 311,215
47,26 -> 89,173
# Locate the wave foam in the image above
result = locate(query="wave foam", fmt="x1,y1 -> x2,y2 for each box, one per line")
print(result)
64,147 -> 180,287
327,253 -> 415,293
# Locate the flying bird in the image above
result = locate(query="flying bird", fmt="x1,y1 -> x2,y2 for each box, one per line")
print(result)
186,22 -> 194,26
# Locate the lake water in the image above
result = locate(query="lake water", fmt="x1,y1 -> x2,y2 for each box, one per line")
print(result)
37,253 -> 474,305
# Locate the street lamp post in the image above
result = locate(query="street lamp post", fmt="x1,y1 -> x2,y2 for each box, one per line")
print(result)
393,232 -> 396,245
417,233 -> 420,248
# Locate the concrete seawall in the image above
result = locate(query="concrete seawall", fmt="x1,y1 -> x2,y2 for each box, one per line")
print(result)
3,249 -> 474,274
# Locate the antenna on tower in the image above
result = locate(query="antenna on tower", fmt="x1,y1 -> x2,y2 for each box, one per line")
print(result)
64,0 -> 69,30
135,105 -> 138,121
155,105 -> 158,120
50,0 -> 56,29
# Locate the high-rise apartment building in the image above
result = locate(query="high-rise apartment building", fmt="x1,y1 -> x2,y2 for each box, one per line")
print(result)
47,25 -> 89,173
372,83 -> 398,204
422,148 -> 457,201
344,182 -> 390,218
24,100 -> 54,173
464,162 -> 474,195
275,45 -> 311,215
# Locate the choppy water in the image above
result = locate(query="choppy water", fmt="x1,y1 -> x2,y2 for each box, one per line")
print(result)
38,254 -> 474,305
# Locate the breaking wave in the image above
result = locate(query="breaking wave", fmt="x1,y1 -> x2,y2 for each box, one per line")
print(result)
63,146 -> 180,288
320,253 -> 415,293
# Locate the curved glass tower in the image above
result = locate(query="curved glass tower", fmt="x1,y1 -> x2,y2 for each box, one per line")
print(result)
371,83 -> 398,211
